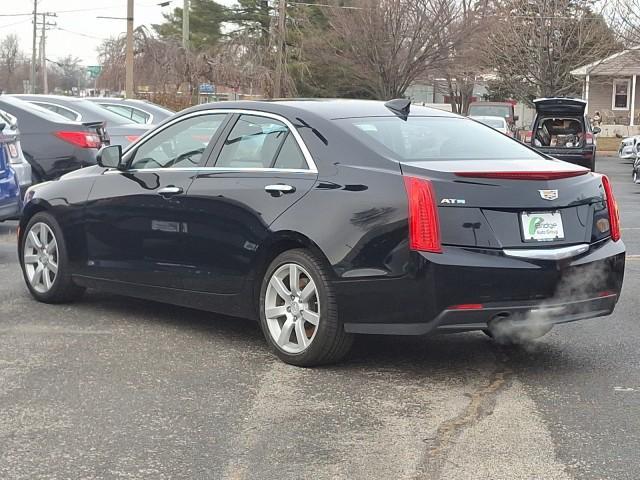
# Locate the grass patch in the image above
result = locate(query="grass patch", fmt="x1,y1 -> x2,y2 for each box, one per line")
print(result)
597,137 -> 620,152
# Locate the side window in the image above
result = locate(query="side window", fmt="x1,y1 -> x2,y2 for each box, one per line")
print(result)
103,104 -> 134,121
130,114 -> 226,170
34,102 -> 76,121
56,106 -> 80,121
130,108 -> 150,124
272,133 -> 306,169
216,115 -> 293,169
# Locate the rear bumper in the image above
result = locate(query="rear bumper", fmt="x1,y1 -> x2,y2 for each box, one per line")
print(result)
346,294 -> 617,335
0,200 -> 20,221
339,239 -> 625,335
539,149 -> 595,169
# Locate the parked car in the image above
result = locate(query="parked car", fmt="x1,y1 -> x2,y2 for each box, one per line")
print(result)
85,97 -> 175,125
468,101 -> 518,131
0,108 -> 32,196
470,115 -> 512,136
13,95 -> 152,148
524,98 -> 599,171
18,99 -> 625,366
618,135 -> 640,159
0,96 -> 100,183
0,129 -> 21,221
633,157 -> 640,183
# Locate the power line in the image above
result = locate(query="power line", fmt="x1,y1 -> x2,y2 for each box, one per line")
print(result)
56,27 -> 106,41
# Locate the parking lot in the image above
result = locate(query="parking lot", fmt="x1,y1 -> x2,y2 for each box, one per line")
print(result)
0,156 -> 638,479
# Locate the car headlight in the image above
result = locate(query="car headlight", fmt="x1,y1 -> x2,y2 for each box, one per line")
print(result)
23,181 -> 50,204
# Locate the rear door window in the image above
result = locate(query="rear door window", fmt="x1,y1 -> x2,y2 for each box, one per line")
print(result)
215,115 -> 294,169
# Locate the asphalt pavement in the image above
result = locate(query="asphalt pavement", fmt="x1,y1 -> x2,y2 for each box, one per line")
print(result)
0,157 -> 639,479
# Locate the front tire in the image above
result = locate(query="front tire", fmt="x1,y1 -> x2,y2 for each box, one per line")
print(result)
20,212 -> 85,303
259,249 -> 353,367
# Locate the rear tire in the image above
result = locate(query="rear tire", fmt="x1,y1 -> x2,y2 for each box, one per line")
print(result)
259,249 -> 353,367
20,212 -> 85,303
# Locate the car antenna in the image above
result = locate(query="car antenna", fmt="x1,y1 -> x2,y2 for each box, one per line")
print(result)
384,98 -> 411,121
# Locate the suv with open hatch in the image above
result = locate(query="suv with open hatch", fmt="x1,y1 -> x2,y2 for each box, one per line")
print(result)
525,98 -> 599,171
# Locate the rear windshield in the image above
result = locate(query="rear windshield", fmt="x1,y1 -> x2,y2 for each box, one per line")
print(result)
467,105 -> 511,118
475,118 -> 505,129
335,116 -> 540,161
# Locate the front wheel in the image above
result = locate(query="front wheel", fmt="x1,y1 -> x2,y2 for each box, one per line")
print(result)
259,249 -> 353,367
20,212 -> 85,303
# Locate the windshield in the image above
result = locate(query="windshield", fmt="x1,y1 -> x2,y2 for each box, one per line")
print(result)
468,105 -> 511,118
475,118 -> 506,129
336,116 -> 540,161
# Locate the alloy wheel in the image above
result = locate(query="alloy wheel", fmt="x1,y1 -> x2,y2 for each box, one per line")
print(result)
23,222 -> 59,293
264,263 -> 320,354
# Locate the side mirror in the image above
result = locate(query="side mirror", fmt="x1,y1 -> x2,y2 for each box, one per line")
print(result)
97,145 -> 123,169
593,126 -> 602,135
513,115 -> 519,122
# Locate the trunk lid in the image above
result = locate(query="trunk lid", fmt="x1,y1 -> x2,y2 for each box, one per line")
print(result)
533,98 -> 587,116
401,159 -> 607,249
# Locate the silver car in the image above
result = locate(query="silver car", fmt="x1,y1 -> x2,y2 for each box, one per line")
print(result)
0,109 -> 32,194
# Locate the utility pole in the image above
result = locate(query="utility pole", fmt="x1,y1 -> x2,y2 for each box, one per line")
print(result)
37,13 -> 57,94
273,0 -> 286,98
125,0 -> 134,98
182,0 -> 189,49
30,0 -> 37,93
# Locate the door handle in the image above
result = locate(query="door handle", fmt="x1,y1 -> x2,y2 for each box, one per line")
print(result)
157,186 -> 184,197
265,184 -> 296,196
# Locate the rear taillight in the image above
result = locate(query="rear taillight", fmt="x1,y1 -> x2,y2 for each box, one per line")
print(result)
455,171 -> 588,181
449,304 -> 483,310
601,175 -> 621,241
524,131 -> 532,143
126,135 -> 140,144
54,131 -> 101,149
585,132 -> 594,146
403,176 -> 442,253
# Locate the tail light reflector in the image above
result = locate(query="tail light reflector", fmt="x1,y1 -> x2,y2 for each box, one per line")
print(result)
601,175 -> 621,241
455,171 -> 588,181
585,132 -> 594,146
449,304 -> 484,310
403,176 -> 442,253
55,131 -> 101,149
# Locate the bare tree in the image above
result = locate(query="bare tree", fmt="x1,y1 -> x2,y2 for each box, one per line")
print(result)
484,0 -> 620,102
0,34 -> 25,93
313,0 -> 459,100
438,0 -> 493,114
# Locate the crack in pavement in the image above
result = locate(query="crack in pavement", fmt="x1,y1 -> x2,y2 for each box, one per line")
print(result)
415,351 -> 514,479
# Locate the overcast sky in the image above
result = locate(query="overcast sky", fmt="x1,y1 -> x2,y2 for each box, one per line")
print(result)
0,0 -> 234,65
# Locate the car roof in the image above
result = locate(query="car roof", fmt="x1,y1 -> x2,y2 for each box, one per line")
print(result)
186,99 -> 459,120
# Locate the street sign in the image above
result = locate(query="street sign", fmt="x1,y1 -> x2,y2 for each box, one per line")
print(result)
87,65 -> 102,79
199,83 -> 215,94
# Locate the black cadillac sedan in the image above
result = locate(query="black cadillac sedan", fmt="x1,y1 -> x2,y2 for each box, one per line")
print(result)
18,99 -> 625,366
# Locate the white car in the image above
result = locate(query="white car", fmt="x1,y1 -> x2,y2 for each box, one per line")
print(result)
619,135 -> 640,159
469,115 -> 511,136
